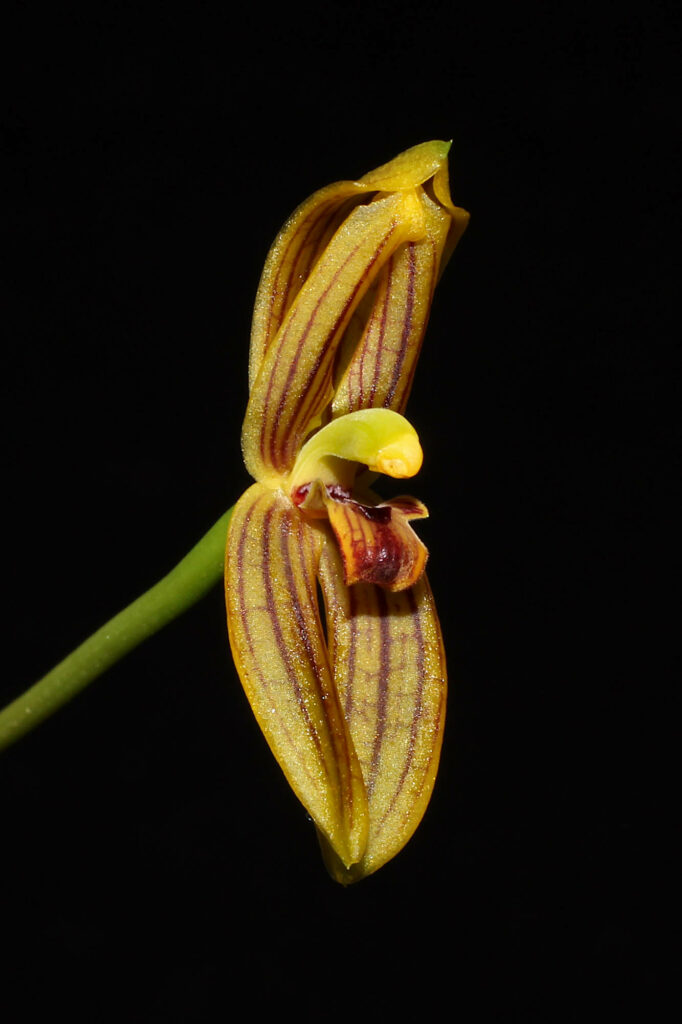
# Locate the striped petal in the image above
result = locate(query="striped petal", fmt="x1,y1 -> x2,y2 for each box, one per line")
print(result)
324,492 -> 429,592
316,535 -> 447,883
242,190 -> 427,483
331,191 -> 453,417
248,183 -> 365,391
247,139 -> 465,392
225,483 -> 368,868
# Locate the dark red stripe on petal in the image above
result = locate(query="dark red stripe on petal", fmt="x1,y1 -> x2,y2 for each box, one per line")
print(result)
295,197 -> 358,286
367,587 -> 391,797
354,292 -> 380,408
258,236 -> 364,470
235,495 -> 319,785
269,240 -> 365,466
384,242 -> 416,409
235,494 -> 262,667
369,258 -> 393,405
376,586 -> 425,829
264,199 -> 336,354
280,203 -> 338,322
261,223 -> 399,473
261,504 -> 325,758
280,519 -> 361,831
379,583 -> 446,834
395,238 -> 439,414
414,584 -> 447,778
344,584 -> 359,719
282,525 -> 323,682
287,224 -> 398,458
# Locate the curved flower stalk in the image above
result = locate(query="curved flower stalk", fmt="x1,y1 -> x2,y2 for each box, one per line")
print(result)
226,141 -> 468,882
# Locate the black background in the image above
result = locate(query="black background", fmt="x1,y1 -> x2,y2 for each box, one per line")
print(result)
3,2 -> 675,1019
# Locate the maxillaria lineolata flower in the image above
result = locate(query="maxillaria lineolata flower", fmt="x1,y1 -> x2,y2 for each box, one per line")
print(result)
225,141 -> 469,883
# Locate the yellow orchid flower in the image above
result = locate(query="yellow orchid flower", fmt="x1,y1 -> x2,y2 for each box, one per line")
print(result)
225,141 -> 469,883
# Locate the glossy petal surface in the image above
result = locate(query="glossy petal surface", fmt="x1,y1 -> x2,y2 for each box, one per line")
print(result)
225,483 -> 368,867
242,190 -> 427,483
332,192 -> 452,417
248,181 -> 365,391
317,537 -> 447,882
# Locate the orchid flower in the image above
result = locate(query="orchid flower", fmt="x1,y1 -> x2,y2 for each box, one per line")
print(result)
225,141 -> 469,883
0,140 -> 468,885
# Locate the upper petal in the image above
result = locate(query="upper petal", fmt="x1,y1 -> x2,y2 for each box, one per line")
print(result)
248,141 -> 464,394
225,483 -> 368,867
242,190 -> 427,483
358,139 -> 454,191
248,181 -> 366,391
331,190 -> 452,417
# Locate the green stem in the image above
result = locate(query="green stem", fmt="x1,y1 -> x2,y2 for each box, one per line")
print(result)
0,505 -> 234,752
